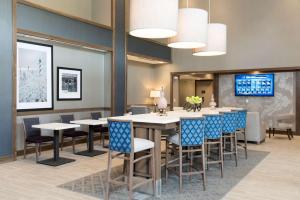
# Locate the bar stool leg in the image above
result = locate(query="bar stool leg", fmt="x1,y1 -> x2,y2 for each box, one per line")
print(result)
243,129 -> 248,159
105,150 -> 112,200
219,138 -> 224,178
179,146 -> 183,193
234,132 -> 238,167
165,140 -> 169,181
128,153 -> 134,200
201,144 -> 206,191
151,148 -> 156,196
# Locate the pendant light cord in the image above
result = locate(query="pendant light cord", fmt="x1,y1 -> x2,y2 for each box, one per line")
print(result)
208,0 -> 211,23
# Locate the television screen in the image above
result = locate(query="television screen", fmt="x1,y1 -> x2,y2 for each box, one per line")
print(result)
235,74 -> 274,96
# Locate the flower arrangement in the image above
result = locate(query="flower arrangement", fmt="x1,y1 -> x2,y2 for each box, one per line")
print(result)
183,96 -> 203,112
157,87 -> 168,116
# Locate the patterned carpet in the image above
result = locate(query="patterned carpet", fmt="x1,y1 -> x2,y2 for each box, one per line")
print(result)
59,150 -> 269,200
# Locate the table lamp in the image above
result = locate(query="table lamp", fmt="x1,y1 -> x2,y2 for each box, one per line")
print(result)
150,90 -> 160,112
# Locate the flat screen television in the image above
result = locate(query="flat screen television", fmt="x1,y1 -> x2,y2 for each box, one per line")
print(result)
235,74 -> 274,96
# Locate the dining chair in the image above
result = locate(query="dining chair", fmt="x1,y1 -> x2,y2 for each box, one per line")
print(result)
165,117 -> 206,192
204,114 -> 224,178
235,110 -> 248,159
91,112 -> 108,147
60,114 -> 88,153
23,117 -> 53,162
221,111 -> 238,167
105,119 -> 155,200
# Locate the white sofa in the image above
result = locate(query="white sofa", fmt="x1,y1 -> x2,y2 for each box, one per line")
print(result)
237,111 -> 266,144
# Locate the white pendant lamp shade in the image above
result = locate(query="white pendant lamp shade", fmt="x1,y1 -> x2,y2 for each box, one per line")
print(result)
129,0 -> 179,39
168,8 -> 208,49
193,23 -> 227,56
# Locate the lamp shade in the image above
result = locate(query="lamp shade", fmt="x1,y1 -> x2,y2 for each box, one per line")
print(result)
129,0 -> 178,39
168,8 -> 208,49
193,23 -> 227,56
150,90 -> 160,98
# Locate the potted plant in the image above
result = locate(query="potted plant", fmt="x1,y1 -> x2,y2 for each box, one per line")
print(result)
183,96 -> 203,112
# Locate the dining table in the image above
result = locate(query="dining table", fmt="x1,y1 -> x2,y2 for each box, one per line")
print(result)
70,119 -> 108,157
105,107 -> 242,196
32,123 -> 80,166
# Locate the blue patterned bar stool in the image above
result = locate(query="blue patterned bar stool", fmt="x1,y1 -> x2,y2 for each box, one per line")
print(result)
105,119 -> 155,200
234,109 -> 248,159
165,117 -> 206,192
221,111 -> 238,167
204,114 -> 224,178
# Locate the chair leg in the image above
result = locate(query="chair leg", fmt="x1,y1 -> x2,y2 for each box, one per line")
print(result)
201,144 -> 206,191
179,146 -> 183,193
273,128 -> 275,136
61,136 -> 64,151
105,150 -> 112,200
102,133 -> 106,147
23,142 -> 27,159
290,129 -> 294,138
234,133 -> 238,167
86,136 -> 89,149
35,143 -> 39,163
269,128 -> 271,138
128,153 -> 134,200
72,137 -> 76,153
165,140 -> 169,181
287,129 -> 291,140
151,148 -> 156,196
39,144 -> 41,156
219,138 -> 224,178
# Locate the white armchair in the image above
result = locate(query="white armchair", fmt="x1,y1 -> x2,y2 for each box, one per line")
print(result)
270,114 -> 295,140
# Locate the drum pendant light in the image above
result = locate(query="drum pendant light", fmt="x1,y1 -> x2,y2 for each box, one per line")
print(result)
129,0 -> 179,39
168,0 -> 208,49
193,0 -> 227,56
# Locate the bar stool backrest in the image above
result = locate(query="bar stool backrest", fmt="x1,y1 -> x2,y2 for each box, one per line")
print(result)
180,117 -> 205,146
221,111 -> 238,134
236,110 -> 247,129
23,117 -> 41,138
60,114 -> 75,133
108,119 -> 134,153
204,114 -> 223,139
91,112 -> 102,120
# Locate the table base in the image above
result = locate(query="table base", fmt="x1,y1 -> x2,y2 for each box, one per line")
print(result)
76,150 -> 106,157
38,157 -> 75,166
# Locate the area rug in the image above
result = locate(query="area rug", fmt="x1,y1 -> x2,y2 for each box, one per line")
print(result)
59,150 -> 269,200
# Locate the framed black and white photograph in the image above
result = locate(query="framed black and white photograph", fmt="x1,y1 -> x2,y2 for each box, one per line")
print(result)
17,40 -> 53,111
57,67 -> 82,100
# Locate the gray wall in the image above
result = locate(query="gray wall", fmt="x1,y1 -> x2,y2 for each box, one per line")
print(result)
127,61 -> 156,105
153,0 -> 300,102
53,45 -> 109,109
0,0 -> 13,157
219,72 -> 296,131
16,42 -> 111,151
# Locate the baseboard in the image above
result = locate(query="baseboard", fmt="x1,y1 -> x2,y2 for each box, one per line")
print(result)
16,135 -> 103,156
0,155 -> 14,164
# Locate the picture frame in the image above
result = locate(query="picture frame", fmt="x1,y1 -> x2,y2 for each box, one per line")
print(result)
57,67 -> 82,101
17,40 -> 53,111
